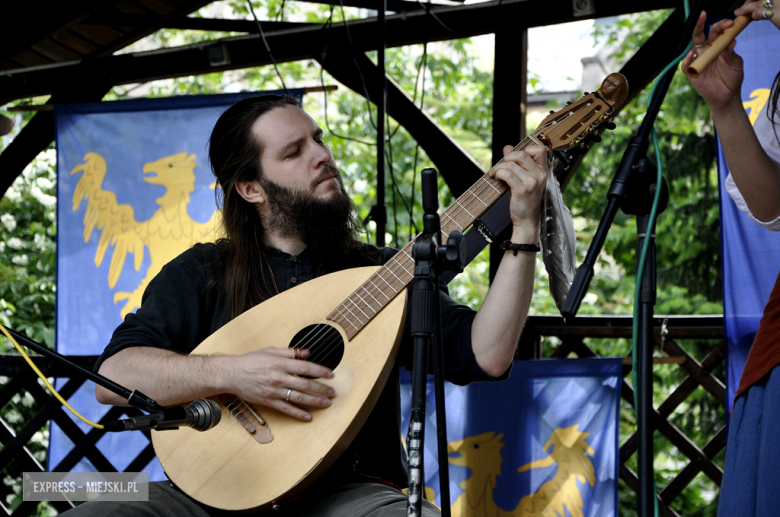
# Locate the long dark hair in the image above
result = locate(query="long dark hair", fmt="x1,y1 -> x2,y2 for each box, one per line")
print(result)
770,70 -> 780,134
208,94 -> 299,320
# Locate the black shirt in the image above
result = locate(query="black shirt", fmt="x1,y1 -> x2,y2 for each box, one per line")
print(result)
97,241 -> 509,489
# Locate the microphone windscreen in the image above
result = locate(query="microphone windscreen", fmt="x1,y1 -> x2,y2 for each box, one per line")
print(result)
186,398 -> 222,431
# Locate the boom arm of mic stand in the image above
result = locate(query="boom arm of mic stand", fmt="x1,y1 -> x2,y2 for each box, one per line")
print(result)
4,326 -> 164,413
561,0 -> 707,321
562,136 -> 646,319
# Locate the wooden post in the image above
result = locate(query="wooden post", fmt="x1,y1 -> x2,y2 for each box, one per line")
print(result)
489,25 -> 527,283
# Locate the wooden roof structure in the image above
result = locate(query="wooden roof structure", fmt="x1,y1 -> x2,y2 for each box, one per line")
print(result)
0,3 -> 738,516
0,0 -> 736,203
2,0 -> 740,283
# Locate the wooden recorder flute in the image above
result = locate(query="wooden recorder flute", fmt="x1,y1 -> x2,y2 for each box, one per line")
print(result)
688,15 -> 752,77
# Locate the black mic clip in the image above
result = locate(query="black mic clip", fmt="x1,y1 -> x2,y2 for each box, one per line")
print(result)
104,399 -> 221,433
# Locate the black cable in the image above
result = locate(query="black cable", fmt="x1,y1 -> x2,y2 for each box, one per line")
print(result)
410,42 -> 428,241
384,115 -> 419,245
276,0 -> 286,22
388,42 -> 427,140
416,0 -> 456,34
323,1 -> 335,29
319,61 -> 376,146
383,42 -> 429,240
324,0 -> 422,241
385,43 -> 428,240
385,141 -> 419,241
337,0 -> 378,131
246,0 -> 289,95
316,1 -> 377,146
389,138 -> 399,247
317,2 -> 374,144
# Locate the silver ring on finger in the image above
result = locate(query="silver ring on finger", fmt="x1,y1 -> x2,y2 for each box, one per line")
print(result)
764,7 -> 775,19
286,388 -> 293,401
764,0 -> 774,9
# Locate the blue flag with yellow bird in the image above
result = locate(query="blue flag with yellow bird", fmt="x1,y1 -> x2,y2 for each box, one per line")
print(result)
401,358 -> 621,517
52,90 -> 303,477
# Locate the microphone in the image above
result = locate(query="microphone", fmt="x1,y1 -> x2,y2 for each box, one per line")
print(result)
104,399 -> 221,432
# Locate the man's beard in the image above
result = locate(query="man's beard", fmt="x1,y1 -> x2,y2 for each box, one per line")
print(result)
259,168 -> 362,262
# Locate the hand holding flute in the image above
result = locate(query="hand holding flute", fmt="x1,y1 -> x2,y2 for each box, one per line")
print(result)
684,2 -> 780,82
682,1 -> 780,224
682,12 -> 746,113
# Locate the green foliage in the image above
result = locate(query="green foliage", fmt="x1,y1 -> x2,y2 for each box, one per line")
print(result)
568,8 -> 722,315
575,9 -> 726,515
0,106 -> 57,513
0,148 -> 57,350
0,3 -> 729,515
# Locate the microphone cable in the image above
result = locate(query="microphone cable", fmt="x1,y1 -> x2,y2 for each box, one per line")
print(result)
631,1 -> 693,516
246,0 -> 290,96
0,322 -> 105,429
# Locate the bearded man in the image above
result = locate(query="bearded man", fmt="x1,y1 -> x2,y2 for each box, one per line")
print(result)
68,95 -> 547,516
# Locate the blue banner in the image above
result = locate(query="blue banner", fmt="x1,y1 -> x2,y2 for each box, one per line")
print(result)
401,358 -> 621,517
52,89 -> 303,477
718,22 -> 780,412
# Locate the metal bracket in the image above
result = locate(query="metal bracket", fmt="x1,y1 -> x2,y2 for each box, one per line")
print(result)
573,0 -> 595,17
208,44 -> 231,67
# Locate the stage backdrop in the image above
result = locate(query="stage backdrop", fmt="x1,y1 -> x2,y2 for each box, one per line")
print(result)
51,91 -> 621,513
401,358 -> 621,517
51,89 -> 301,477
718,21 -> 780,412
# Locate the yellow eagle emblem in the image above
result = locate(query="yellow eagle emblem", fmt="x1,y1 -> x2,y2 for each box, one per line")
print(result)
743,88 -> 771,126
447,425 -> 596,517
70,152 -> 220,318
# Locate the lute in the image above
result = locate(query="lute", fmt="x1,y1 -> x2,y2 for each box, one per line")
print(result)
151,73 -> 629,512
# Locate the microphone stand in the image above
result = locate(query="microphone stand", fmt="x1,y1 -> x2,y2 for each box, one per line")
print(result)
4,325 -> 165,416
406,168 -> 466,517
560,2 -> 703,516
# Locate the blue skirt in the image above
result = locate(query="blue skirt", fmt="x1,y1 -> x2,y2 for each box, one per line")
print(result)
719,365 -> 780,516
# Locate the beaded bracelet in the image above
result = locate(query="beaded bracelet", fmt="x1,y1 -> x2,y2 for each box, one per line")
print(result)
500,240 -> 540,255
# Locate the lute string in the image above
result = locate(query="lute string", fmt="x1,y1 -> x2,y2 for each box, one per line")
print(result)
299,127 -> 554,367
290,98 -> 602,366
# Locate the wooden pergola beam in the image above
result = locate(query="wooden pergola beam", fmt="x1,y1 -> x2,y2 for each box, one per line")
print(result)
298,0 -> 427,12
489,23 -> 528,282
82,13 -> 319,33
0,0 -> 678,105
0,0 -> 124,64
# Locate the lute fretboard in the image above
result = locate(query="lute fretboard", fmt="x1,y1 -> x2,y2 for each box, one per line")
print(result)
325,132 -> 544,339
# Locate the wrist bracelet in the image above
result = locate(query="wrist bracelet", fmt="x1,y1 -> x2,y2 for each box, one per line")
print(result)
500,240 -> 540,256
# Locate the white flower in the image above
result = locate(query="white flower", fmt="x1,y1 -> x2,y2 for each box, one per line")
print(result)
0,242 -> 5,252
11,254 -> 28,266
4,188 -> 20,203
21,392 -> 35,408
31,186 -> 56,210
1,214 -> 16,232
33,233 -> 47,251
35,177 -> 53,190
7,237 -> 24,250
32,430 -> 49,447
22,163 -> 36,180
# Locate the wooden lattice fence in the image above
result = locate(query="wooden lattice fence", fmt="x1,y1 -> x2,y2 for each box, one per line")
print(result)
0,315 -> 725,516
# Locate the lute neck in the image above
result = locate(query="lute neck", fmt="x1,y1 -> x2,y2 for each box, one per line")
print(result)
325,130 -> 546,340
